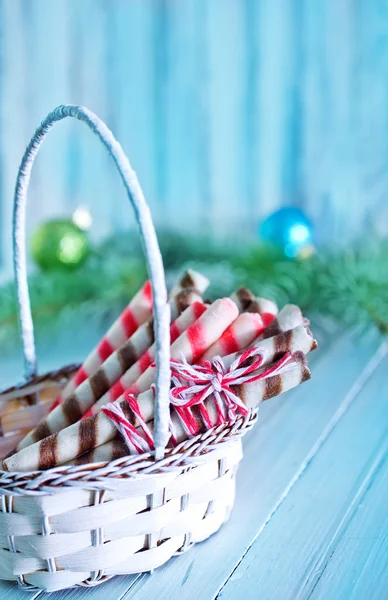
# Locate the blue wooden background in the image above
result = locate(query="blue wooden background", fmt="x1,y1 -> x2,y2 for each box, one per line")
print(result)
1,0 -> 388,277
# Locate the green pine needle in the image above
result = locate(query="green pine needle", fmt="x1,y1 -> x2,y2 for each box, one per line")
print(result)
0,231 -> 387,349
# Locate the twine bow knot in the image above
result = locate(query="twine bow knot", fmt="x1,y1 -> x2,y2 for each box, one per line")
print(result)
103,346 -> 294,455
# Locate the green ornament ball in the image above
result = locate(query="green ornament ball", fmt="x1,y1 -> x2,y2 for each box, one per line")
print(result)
31,219 -> 90,271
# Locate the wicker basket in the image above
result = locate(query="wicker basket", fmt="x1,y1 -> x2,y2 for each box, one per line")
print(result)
0,105 -> 258,593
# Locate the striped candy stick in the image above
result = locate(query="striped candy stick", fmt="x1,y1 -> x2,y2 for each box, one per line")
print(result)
127,298 -> 239,396
50,280 -> 153,412
3,390 -> 157,471
246,297 -> 278,319
230,287 -> 256,312
50,270 -> 209,413
87,301 -> 208,417
231,287 -> 277,315
198,313 -> 267,363
2,351 -> 310,472
16,288 -> 203,451
220,323 -> 317,372
69,435 -> 129,466
197,290 -> 278,364
256,304 -> 304,341
169,269 -> 210,298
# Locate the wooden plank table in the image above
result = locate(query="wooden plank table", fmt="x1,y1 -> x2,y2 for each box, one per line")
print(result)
0,324 -> 387,599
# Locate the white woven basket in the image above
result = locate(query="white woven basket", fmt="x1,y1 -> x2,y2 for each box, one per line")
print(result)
0,105 -> 258,593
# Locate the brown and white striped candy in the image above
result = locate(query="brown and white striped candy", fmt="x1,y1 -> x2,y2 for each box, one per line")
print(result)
237,350 -> 311,407
4,386 -> 157,471
4,407 -> 120,472
199,313 -> 267,363
257,304 -> 304,341
169,269 -> 210,298
222,323 -> 317,371
16,289 -> 203,451
68,435 -> 129,466
246,297 -> 278,318
128,298 -> 239,395
89,301 -> 207,415
231,287 -> 277,315
230,288 -> 256,312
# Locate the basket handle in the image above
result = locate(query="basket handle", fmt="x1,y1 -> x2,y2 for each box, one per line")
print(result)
12,104 -> 171,459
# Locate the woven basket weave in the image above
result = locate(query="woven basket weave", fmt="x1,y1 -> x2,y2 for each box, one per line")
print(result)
0,105 -> 258,593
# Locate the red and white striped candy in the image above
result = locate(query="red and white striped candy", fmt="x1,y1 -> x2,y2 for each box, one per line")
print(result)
87,301 -> 208,416
199,312 -> 267,363
128,298 -> 239,396
255,304 -> 304,342
51,281 -> 153,411
250,296 -> 278,318
50,276 -> 204,413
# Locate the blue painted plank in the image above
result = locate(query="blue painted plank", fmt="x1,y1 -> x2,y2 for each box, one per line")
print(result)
162,0 -> 206,230
206,0 -> 246,234
20,0 -> 72,230
37,573 -> 138,600
65,0 -> 113,243
255,0 -> 296,218
121,331 -> 384,600
0,0 -> 29,276
0,582 -> 40,600
113,0 -> 158,227
218,342 -> 388,600
310,442 -> 388,599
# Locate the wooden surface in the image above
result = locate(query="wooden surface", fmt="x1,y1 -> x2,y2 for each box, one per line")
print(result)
0,325 -> 387,599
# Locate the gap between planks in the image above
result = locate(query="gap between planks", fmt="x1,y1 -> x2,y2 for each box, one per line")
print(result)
305,435 -> 388,599
215,338 -> 388,600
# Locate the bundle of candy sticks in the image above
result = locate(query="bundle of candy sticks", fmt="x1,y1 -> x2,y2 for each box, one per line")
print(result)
3,270 -> 317,472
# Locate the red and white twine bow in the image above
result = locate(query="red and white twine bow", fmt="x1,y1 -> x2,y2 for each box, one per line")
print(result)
102,394 -> 155,455
103,347 -> 294,455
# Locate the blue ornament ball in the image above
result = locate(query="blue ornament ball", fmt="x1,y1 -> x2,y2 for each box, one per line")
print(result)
259,207 -> 314,258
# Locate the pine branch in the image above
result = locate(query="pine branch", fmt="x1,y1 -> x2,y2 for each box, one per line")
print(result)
0,231 -> 386,350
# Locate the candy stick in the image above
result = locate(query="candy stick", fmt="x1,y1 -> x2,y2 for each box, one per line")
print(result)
3,352 -> 310,472
257,304 -> 304,341
16,288 -> 203,451
246,297 -> 278,318
231,287 -> 277,316
199,313 -> 267,363
69,435 -> 129,466
4,391 -> 156,471
169,269 -> 210,298
222,323 -> 317,371
230,287 -> 256,312
128,298 -> 239,395
88,301 -> 207,416
52,281 -> 153,406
